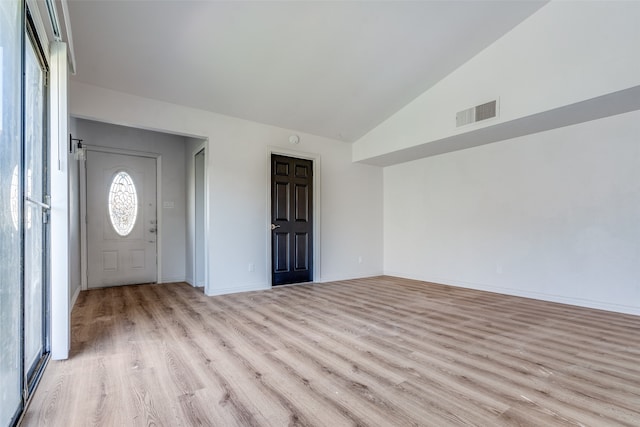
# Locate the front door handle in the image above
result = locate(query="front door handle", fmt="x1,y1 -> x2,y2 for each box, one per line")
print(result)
271,224 -> 281,230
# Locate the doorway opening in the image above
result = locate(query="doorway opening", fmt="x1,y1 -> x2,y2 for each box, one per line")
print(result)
193,145 -> 207,288
75,119 -> 208,292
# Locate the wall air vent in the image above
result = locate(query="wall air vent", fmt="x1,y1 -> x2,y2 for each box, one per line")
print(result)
456,100 -> 498,127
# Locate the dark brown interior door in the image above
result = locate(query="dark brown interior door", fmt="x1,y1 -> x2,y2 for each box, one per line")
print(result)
271,154 -> 313,285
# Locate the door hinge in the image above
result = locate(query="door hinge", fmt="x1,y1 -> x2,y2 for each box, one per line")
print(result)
42,210 -> 50,224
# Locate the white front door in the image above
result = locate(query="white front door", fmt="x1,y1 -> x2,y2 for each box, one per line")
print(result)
86,151 -> 157,288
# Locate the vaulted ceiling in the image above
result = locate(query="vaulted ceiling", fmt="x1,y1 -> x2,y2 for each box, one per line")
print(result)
67,1 -> 547,142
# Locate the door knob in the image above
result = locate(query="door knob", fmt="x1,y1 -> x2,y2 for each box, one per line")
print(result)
270,224 -> 281,230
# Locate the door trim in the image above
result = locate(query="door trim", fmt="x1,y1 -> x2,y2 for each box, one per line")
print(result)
80,145 -> 161,290
265,146 -> 321,287
190,140 -> 209,291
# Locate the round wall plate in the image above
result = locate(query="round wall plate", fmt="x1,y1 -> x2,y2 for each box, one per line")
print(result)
289,135 -> 300,144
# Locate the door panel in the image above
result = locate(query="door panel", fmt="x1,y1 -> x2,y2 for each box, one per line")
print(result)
294,233 -> 309,270
271,154 -> 313,285
274,232 -> 289,272
274,182 -> 289,221
87,151 -> 157,288
295,184 -> 308,220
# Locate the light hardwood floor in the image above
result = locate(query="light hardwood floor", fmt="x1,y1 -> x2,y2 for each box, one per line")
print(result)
22,277 -> 640,426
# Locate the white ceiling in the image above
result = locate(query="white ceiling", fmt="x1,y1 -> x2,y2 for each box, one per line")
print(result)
67,1 -> 546,142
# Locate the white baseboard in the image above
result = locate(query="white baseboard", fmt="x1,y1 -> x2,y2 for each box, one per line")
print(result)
202,273 -> 388,297
384,271 -> 640,316
206,282 -> 270,296
159,276 -> 186,284
317,272 -> 384,284
184,278 -> 205,288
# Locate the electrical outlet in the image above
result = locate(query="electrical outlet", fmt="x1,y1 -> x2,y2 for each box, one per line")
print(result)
248,263 -> 255,272
358,256 -> 363,264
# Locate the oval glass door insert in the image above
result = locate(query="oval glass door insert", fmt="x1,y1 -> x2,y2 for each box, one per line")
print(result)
108,171 -> 138,236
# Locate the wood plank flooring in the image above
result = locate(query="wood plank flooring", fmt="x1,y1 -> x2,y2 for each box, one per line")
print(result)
21,276 -> 640,426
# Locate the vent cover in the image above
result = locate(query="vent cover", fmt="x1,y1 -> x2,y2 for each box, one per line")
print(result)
456,100 -> 498,127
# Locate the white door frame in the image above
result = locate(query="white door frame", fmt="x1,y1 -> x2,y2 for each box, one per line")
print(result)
190,140 -> 209,290
265,146 -> 321,287
80,145 -> 162,290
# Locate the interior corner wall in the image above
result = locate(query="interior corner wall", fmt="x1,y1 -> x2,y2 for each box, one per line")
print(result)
383,110 -> 640,315
69,82 -> 384,295
74,118 -> 188,283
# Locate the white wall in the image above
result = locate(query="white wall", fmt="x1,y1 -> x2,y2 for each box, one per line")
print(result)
49,42 -> 69,360
353,1 -> 640,165
70,82 -> 383,295
74,118 -> 188,283
384,110 -> 640,315
68,116 -> 81,307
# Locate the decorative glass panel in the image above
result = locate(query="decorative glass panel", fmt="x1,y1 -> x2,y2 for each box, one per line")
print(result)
108,171 -> 138,236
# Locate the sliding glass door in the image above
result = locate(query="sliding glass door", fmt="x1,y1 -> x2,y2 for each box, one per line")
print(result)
0,0 -> 24,425
24,14 -> 49,393
1,2 -> 50,426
